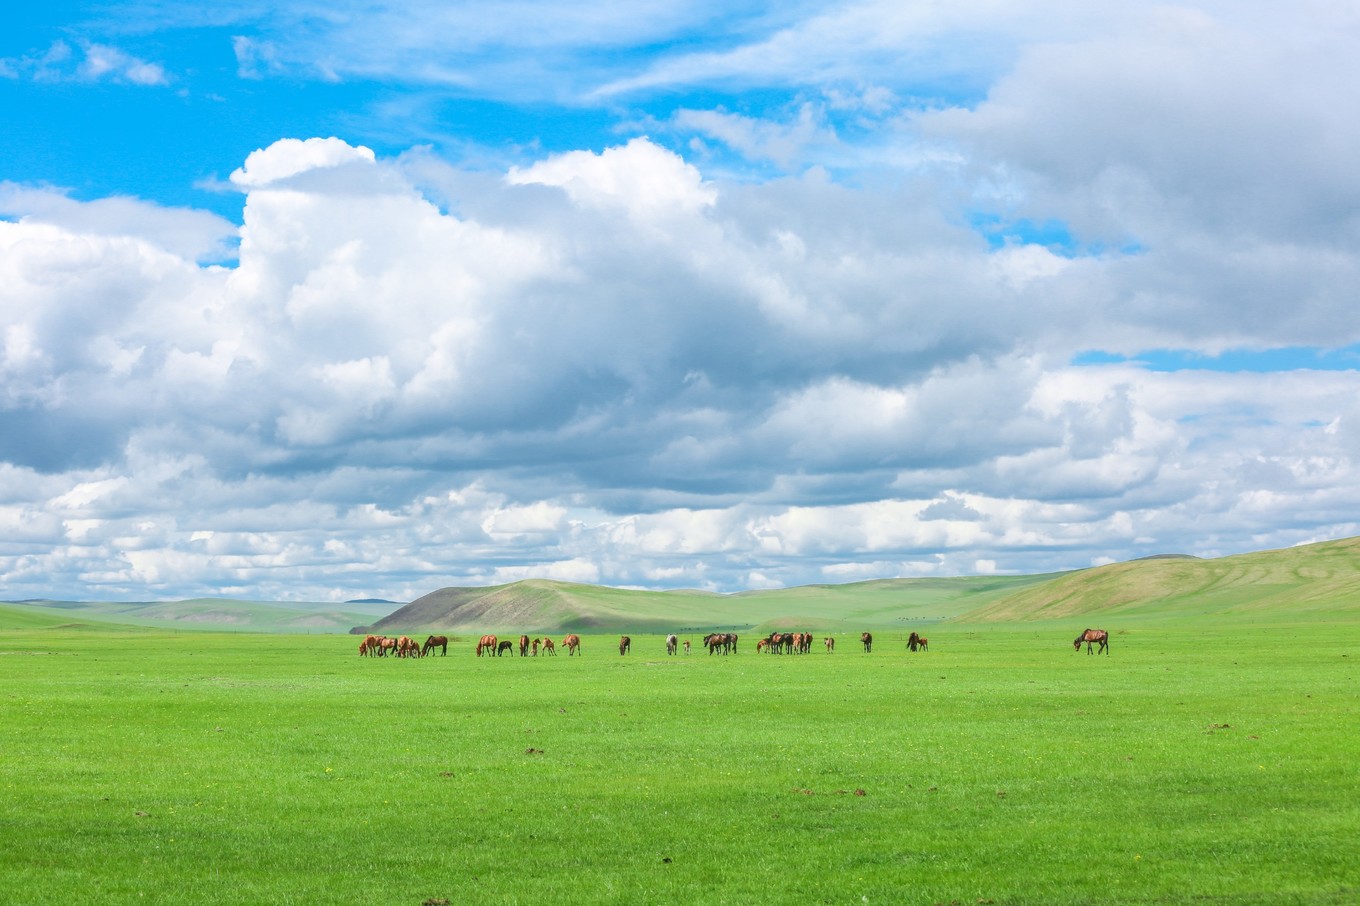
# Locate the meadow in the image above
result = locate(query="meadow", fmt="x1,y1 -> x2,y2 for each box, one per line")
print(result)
2,618 -> 1357,905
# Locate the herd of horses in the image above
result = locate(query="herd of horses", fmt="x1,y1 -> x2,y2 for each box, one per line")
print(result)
357,628 -> 1110,657
357,633 -> 446,658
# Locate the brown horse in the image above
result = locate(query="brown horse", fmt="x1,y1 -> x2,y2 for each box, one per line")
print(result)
861,632 -> 873,653
519,634 -> 530,657
422,635 -> 448,657
476,634 -> 497,657
917,636 -> 929,652
824,637 -> 835,653
683,639 -> 691,655
908,631 -> 921,652
1074,628 -> 1109,655
358,640 -> 370,657
563,634 -> 581,656
542,637 -> 556,656
531,638 -> 540,656
619,635 -> 631,655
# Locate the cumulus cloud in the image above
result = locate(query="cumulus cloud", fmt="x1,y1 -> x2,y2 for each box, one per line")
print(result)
230,138 -> 378,188
5,2 -> 1360,600
0,184 -> 238,263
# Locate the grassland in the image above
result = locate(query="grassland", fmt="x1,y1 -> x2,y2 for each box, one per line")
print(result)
2,617 -> 1357,905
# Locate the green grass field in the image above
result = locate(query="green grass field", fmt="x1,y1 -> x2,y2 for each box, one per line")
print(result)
2,619 -> 1356,905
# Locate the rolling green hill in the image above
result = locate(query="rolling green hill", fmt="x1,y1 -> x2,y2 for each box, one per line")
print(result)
369,573 -> 1062,634
8,536 -> 1360,636
966,535 -> 1360,624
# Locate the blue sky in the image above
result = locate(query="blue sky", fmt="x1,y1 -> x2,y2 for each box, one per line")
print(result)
2,1 -> 1359,602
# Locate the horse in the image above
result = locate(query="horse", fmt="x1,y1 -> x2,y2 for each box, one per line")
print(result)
703,632 -> 737,655
917,636 -> 929,652
519,634 -> 530,657
1074,628 -> 1109,655
756,639 -> 768,654
563,634 -> 581,656
358,640 -> 370,657
497,640 -> 514,657
683,640 -> 690,655
861,632 -> 873,653
619,635 -> 631,655
531,638 -> 540,656
824,637 -> 835,653
908,631 -> 921,652
476,634 -> 497,657
666,634 -> 677,656
422,635 -> 448,657
541,637 -> 556,656
377,637 -> 398,657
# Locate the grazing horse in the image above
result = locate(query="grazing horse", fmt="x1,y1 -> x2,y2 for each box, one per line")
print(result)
422,635 -> 448,657
666,634 -> 678,656
703,632 -> 737,655
358,640 -> 370,657
377,637 -> 398,657
619,635 -> 631,655
1074,628 -> 1109,655
541,637 -> 556,656
861,632 -> 873,653
497,640 -> 514,657
519,634 -> 530,657
563,634 -> 581,656
824,637 -> 835,653
476,634 -> 497,657
683,640 -> 691,655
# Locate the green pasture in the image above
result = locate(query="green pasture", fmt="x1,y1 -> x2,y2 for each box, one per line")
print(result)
2,621 -> 1357,905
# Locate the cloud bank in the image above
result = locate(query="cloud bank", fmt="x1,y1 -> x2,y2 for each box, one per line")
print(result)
2,2 -> 1358,601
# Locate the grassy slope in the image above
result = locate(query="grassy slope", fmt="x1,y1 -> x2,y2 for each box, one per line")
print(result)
9,535 -> 1360,635
372,573 -> 1061,634
966,535 -> 1360,625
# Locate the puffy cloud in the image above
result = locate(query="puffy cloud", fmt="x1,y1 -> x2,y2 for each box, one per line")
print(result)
6,3 -> 1360,604
230,138 -> 378,188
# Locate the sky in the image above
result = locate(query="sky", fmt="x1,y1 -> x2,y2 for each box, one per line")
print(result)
2,1 -> 1359,603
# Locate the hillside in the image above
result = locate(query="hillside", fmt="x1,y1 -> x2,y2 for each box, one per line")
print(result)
964,535 -> 1360,623
367,573 -> 1059,634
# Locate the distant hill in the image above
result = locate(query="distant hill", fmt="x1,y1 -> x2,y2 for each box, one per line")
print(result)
965,535 -> 1360,623
366,573 -> 1060,634
0,598 -> 394,634
8,536 -> 1359,636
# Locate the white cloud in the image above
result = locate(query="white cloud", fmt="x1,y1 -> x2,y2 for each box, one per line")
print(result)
5,40 -> 170,85
6,3 -> 1360,599
230,138 -> 378,188
507,137 -> 716,220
